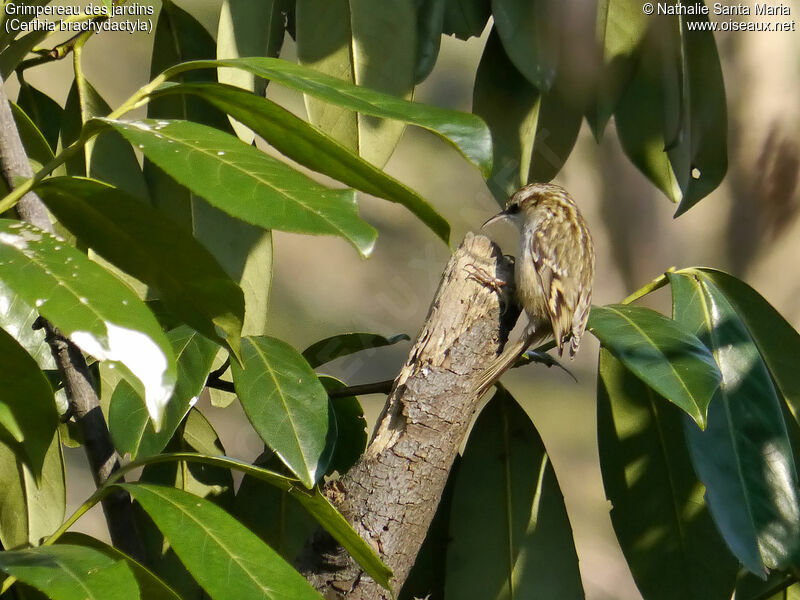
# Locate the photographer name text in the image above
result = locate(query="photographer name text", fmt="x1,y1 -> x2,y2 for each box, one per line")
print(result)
655,2 -> 789,16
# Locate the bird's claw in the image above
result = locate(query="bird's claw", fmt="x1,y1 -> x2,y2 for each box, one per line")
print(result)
520,350 -> 578,382
465,263 -> 507,295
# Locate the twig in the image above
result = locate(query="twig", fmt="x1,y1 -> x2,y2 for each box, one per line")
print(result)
0,75 -> 143,561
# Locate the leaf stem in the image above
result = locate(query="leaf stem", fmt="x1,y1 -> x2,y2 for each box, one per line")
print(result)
621,268 -> 676,305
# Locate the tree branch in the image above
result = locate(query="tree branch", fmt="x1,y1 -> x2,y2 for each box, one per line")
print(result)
299,233 -> 519,598
0,76 -> 143,561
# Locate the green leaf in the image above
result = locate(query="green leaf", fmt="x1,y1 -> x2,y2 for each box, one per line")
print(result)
474,27 -> 580,203
445,386 -> 584,599
415,0 -> 447,83
97,117 -> 377,257
0,30 -> 47,79
233,451 -> 319,563
597,349 -> 738,600
614,8 -> 726,211
491,0 -> 558,91
232,336 -> 335,487
0,326 -> 58,478
691,269 -> 800,426
669,271 -> 800,574
58,532 -> 182,600
736,571 -> 799,600
442,0 -> 490,39
591,0 -> 650,137
118,483 -> 323,600
0,431 -> 65,550
36,177 -> 244,355
149,82 -> 450,244
0,1 -> 50,48
17,83 -> 63,153
0,280 -> 55,370
295,0 -> 416,167
320,377 -> 367,476
159,57 -> 493,176
125,451 -> 393,589
0,545 -> 139,600
302,331 -> 409,368
109,326 -> 218,460
9,102 -> 54,171
588,304 -> 721,429
0,219 -> 177,428
61,79 -> 150,203
216,0 -> 287,141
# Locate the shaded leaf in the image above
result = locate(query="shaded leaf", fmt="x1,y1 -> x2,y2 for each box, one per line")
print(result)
97,117 -> 377,257
36,177 -> 244,355
445,386 -> 584,599
320,376 -> 367,476
491,0 -> 558,91
0,431 -> 64,550
588,304 -> 721,429
9,102 -> 53,171
0,280 -> 55,370
17,83 -> 63,153
149,82 -> 450,243
302,331 -> 409,368
158,57 -> 493,176
0,545 -> 138,600
296,0 -> 416,167
597,349 -> 737,600
415,0 -> 447,83
232,336 -> 335,487
442,0 -> 490,39
119,483 -> 323,600
0,326 -> 58,479
0,219 -> 177,428
669,271 -> 800,574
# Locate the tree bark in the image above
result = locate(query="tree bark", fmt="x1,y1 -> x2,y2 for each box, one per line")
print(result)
302,232 -> 519,598
0,77 -> 143,561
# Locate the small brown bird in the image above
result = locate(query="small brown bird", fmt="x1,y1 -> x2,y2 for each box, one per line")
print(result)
476,183 -> 595,394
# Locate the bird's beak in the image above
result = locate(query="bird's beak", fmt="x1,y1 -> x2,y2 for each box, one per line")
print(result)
481,210 -> 509,229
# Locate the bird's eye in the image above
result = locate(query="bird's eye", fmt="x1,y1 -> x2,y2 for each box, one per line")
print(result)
506,203 -> 520,215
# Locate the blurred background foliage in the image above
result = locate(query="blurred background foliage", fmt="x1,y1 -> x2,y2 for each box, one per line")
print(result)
5,1 -> 799,597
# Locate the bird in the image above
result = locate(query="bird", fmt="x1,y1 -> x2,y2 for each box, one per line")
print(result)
475,183 -> 595,395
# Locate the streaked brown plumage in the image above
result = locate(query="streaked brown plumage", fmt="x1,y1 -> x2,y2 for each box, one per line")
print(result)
476,183 -> 595,394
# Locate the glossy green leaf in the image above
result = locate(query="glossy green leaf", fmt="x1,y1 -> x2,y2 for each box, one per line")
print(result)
296,0 -> 415,167
0,219 -> 177,428
591,0 -> 650,136
445,386 -> 584,599
597,349 -> 737,600
691,269 -> 800,425
110,326 -> 218,460
442,0 -> 490,39
232,336 -> 335,487
17,83 -> 63,153
0,280 -> 55,370
0,431 -> 65,550
125,451 -> 393,589
0,325 -> 57,478
588,304 -> 721,429
119,483 -> 322,600
302,331 -> 409,368
36,177 -> 244,354
0,545 -> 139,600
217,0 -> 287,142
149,82 -> 450,244
97,117 -> 377,257
320,377 -> 367,476
491,0 -> 558,91
415,0 -> 447,82
159,57 -> 493,176
58,532 -> 182,600
474,28 -> 580,203
234,451 -> 318,563
669,271 -> 800,574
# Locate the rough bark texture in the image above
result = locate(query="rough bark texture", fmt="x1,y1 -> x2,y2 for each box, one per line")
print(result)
303,233 -> 519,599
0,79 -> 143,561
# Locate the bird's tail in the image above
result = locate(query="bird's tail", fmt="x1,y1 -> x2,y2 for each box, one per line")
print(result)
474,329 -> 550,397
